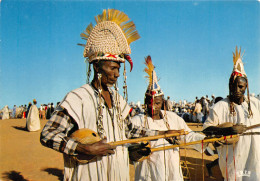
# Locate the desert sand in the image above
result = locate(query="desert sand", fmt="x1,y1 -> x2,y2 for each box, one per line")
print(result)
0,119 -> 223,181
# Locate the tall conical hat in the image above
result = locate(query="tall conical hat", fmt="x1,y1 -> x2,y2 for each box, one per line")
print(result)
144,56 -> 164,97
79,9 -> 140,70
229,46 -> 253,118
230,46 -> 246,80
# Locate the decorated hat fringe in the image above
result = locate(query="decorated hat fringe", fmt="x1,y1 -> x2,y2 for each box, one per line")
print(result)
233,46 -> 241,65
79,9 -> 140,63
81,9 -> 140,49
144,55 -> 155,85
231,46 -> 246,78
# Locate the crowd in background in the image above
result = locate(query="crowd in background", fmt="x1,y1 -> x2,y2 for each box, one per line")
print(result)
0,102 -> 59,120
1,93 -> 260,122
129,93 -> 260,123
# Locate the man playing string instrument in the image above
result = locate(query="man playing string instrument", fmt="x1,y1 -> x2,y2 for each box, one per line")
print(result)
40,9 -> 177,181
203,47 -> 260,181
130,56 -> 206,181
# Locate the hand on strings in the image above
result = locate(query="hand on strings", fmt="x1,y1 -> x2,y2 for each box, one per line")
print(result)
76,139 -> 116,157
128,142 -> 151,162
230,124 -> 246,134
166,136 -> 181,145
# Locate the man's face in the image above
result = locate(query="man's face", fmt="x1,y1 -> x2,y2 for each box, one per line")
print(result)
99,61 -> 121,87
230,76 -> 247,100
146,96 -> 163,116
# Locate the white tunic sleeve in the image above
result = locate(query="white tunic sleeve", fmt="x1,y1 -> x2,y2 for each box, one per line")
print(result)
167,111 -> 206,153
203,107 -> 220,129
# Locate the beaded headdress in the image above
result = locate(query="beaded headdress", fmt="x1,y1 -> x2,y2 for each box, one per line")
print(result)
79,9 -> 140,68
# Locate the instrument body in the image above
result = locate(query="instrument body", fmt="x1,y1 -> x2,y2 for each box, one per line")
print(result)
71,129 -> 102,163
215,122 -> 260,145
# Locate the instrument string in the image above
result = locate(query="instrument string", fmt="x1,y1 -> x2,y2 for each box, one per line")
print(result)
233,140 -> 236,181
201,140 -> 204,181
225,136 -> 229,181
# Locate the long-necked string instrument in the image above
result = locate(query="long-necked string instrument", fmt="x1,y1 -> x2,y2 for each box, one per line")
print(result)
136,123 -> 260,162
150,135 -> 238,153
70,128 -> 189,163
133,123 -> 260,180
203,122 -> 260,145
136,134 -> 239,163
148,123 -> 260,153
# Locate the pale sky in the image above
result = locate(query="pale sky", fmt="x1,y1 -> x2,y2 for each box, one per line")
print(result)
1,0 -> 259,108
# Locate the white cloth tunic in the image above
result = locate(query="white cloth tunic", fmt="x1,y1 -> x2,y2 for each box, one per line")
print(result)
131,111 -> 205,181
2,106 -> 9,120
26,105 -> 41,131
60,84 -> 130,181
203,97 -> 260,181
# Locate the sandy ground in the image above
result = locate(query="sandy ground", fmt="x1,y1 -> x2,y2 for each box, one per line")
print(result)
0,119 -> 223,181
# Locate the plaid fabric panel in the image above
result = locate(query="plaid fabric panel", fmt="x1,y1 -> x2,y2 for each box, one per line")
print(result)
125,117 -> 158,138
40,110 -> 79,155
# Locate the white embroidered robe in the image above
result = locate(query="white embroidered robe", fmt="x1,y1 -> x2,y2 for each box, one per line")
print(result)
203,97 -> 260,181
131,111 -> 205,181
60,84 -> 130,181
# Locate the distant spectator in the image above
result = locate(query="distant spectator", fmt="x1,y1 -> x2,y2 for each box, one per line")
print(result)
181,109 -> 191,122
166,96 -> 173,111
195,96 -> 198,102
210,94 -> 216,107
201,96 -> 209,123
26,99 -> 40,131
183,99 -> 187,108
55,102 -> 60,108
22,105 -> 27,118
40,104 -> 46,120
1,105 -> 10,120
50,103 -> 54,115
40,104 -> 44,112
46,103 -> 52,119
15,106 -> 23,118
205,95 -> 210,103
175,107 -> 179,114
193,100 -> 203,122
12,105 -> 17,118
26,103 -> 32,118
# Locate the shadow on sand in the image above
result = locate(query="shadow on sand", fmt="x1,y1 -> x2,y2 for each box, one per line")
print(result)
42,168 -> 63,181
2,170 -> 28,181
12,126 -> 28,132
